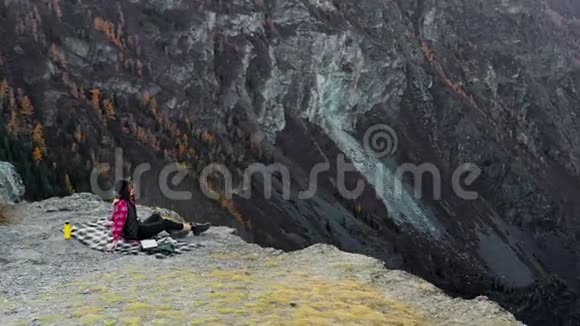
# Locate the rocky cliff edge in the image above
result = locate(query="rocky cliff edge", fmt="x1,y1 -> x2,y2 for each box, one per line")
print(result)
0,194 -> 520,325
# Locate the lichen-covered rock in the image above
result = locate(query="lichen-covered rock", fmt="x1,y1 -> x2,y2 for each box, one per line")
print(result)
0,162 -> 25,206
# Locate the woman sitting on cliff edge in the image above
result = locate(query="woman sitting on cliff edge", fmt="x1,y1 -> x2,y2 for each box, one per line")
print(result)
106,179 -> 210,250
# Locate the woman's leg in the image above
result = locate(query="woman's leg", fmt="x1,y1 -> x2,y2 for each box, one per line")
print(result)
137,219 -> 190,240
142,213 -> 163,224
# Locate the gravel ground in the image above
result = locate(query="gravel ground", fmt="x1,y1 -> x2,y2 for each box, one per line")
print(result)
0,194 -> 522,325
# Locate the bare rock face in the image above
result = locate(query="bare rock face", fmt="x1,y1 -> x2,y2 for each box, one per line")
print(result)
1,0 -> 580,324
0,162 -> 25,205
0,194 -> 521,325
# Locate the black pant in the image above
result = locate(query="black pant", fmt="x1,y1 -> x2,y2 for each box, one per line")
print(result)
137,214 -> 184,240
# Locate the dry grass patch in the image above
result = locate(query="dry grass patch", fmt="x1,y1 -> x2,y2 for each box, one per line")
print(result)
23,258 -> 431,325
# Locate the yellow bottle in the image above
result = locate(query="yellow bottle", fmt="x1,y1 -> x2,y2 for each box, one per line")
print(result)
64,221 -> 72,240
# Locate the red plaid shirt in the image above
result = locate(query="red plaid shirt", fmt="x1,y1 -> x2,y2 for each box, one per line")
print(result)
111,200 -> 128,241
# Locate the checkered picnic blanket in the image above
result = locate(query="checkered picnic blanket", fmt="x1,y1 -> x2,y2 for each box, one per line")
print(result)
72,218 -> 203,259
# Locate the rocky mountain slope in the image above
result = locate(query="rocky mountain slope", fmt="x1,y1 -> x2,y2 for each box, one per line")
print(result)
0,194 -> 521,325
0,162 -> 25,206
1,0 -> 580,324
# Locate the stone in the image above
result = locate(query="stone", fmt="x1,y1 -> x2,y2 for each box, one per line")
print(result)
0,162 -> 25,206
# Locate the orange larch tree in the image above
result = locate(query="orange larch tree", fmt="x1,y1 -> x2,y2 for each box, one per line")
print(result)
31,123 -> 46,152
90,88 -> 101,111
32,147 -> 43,164
93,17 -> 123,49
102,98 -> 116,120
19,94 -> 34,118
6,110 -> 19,136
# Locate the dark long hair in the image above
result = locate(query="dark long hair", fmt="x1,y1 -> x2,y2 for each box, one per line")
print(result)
115,179 -> 132,201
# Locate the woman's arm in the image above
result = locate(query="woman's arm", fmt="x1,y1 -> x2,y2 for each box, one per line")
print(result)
110,200 -> 128,242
